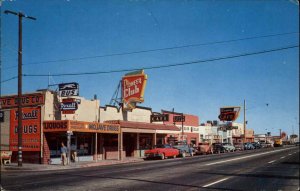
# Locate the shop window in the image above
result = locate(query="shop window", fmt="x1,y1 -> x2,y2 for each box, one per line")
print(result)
77,133 -> 92,156
139,135 -> 152,149
47,134 -> 66,158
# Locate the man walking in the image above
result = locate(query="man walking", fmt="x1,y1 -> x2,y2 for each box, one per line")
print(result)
61,142 -> 67,165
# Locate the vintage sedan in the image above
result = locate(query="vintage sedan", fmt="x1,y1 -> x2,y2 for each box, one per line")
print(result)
144,144 -> 180,160
222,143 -> 236,152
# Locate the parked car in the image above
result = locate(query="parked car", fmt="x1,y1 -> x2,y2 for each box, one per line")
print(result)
144,144 -> 179,160
173,141 -> 194,157
212,143 -> 226,154
196,143 -> 212,155
222,143 -> 236,152
244,142 -> 255,150
234,143 -> 244,151
251,142 -> 262,149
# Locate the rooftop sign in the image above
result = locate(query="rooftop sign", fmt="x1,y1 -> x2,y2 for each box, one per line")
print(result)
122,70 -> 147,111
218,106 -> 241,122
59,82 -> 79,97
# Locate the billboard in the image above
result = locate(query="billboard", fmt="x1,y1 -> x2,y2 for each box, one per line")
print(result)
122,70 -> 147,110
10,107 -> 41,151
59,82 -> 79,97
218,106 -> 241,121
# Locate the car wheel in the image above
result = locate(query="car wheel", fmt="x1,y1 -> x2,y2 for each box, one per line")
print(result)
161,153 -> 165,160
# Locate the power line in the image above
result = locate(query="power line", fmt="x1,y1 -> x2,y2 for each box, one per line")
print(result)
1,76 -> 18,83
23,44 -> 298,77
3,31 -> 298,70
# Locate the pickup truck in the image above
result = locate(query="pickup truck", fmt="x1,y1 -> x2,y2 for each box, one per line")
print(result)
195,143 -> 212,155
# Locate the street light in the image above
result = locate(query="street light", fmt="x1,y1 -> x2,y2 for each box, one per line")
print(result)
4,10 -> 36,167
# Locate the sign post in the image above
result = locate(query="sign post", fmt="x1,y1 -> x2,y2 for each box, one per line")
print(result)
66,131 -> 73,165
0,111 -> 4,122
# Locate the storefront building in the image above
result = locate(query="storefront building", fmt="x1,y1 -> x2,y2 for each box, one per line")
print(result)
160,110 -> 200,145
0,91 -> 47,163
43,120 -> 121,164
104,120 -> 180,158
1,90 -> 184,164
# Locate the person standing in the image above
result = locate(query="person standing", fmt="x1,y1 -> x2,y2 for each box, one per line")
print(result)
61,142 -> 67,166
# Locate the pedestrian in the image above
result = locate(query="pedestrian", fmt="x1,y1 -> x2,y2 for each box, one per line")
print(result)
61,142 -> 67,166
71,144 -> 77,162
189,144 -> 194,157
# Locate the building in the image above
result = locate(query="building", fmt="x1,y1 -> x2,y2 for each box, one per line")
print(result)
0,90 -> 181,164
160,110 -> 200,146
232,122 -> 254,143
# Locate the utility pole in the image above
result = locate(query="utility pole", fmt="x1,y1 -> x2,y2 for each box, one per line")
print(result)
4,10 -> 36,167
181,112 -> 184,142
279,129 -> 281,137
243,99 -> 246,143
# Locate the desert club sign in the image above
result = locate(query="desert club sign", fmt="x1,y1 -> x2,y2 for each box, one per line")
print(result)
122,70 -> 147,110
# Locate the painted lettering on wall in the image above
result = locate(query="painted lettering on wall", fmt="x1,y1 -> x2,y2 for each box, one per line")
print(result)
0,94 -> 44,109
10,107 -> 41,151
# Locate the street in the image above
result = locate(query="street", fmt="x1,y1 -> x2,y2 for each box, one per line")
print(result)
1,146 -> 299,191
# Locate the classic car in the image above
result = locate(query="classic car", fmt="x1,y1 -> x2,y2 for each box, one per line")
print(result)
212,143 -> 226,154
251,142 -> 262,149
195,143 -> 212,155
222,143 -> 236,152
173,141 -> 194,157
234,143 -> 244,151
144,144 -> 180,160
244,142 -> 255,150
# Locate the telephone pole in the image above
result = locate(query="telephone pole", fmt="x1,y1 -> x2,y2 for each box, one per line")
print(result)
4,10 -> 36,167
243,99 -> 246,143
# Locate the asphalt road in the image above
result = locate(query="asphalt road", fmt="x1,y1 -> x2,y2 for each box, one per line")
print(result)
1,146 -> 299,191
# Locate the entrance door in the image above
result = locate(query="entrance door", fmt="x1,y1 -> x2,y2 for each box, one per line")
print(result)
123,133 -> 136,157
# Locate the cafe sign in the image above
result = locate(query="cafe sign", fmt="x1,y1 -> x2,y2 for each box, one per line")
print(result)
121,70 -> 147,111
150,114 -> 169,122
218,106 -> 241,122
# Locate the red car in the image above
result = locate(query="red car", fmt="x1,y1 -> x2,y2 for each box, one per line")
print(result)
144,144 -> 180,160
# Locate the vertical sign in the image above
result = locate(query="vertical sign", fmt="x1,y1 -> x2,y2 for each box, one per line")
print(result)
122,70 -> 147,110
10,107 -> 41,151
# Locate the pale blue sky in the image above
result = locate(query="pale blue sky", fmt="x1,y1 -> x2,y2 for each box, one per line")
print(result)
1,0 -> 299,136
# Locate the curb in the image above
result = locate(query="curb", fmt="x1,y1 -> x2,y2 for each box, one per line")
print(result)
1,159 -> 144,172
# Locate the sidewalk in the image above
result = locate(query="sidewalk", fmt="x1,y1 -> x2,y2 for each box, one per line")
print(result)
0,157 -> 144,172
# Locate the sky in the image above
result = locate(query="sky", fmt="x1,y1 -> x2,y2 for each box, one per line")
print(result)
1,0 -> 299,137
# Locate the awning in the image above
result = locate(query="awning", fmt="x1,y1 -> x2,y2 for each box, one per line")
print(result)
43,120 -> 120,134
105,120 -> 180,133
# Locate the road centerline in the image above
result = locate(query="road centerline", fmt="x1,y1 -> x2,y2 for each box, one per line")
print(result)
202,178 -> 229,187
204,148 -> 292,166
